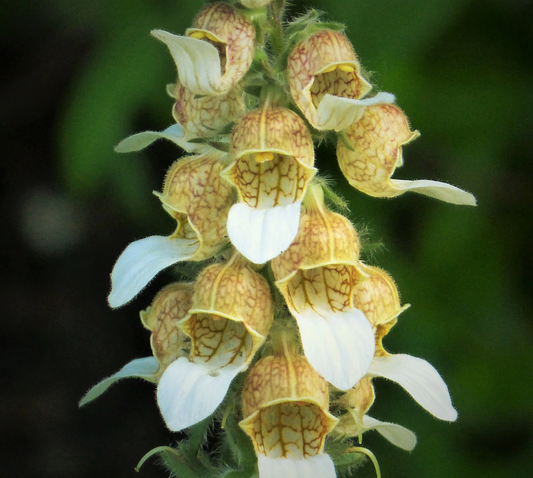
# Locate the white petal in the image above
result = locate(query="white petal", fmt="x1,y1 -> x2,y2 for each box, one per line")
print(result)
227,201 -> 302,264
79,357 -> 159,407
114,124 -> 185,153
293,306 -> 375,390
157,357 -> 245,432
151,30 -> 222,96
317,92 -> 395,131
108,236 -> 198,308
362,415 -> 417,451
369,354 -> 458,421
258,454 -> 336,478
391,179 -> 477,206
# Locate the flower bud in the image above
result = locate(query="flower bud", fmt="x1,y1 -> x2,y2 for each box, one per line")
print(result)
287,30 -> 394,131
337,104 -> 476,205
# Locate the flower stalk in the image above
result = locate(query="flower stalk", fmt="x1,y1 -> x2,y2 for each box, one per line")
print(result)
81,1 -> 476,477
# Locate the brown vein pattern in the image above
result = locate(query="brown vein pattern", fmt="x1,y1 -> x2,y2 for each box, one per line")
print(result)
272,205 -> 365,314
187,3 -> 255,92
271,206 -> 361,280
352,264 -> 404,327
334,377 -> 376,435
240,354 -> 337,458
158,154 -> 234,260
179,258 -> 273,367
337,104 -> 420,197
140,283 -> 194,374
287,30 -> 371,127
186,313 -> 252,366
172,80 -> 245,139
224,106 -> 316,208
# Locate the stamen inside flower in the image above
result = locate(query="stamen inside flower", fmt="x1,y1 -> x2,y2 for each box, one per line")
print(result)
188,313 -> 254,368
255,151 -> 275,163
188,31 -> 219,42
248,402 -> 331,459
310,63 -> 366,110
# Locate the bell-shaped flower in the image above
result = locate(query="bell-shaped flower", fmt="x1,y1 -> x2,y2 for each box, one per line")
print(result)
115,81 -> 245,155
151,3 -> 255,96
240,347 -> 339,478
157,253 -> 273,432
80,283 -> 193,407
222,104 -> 317,264
270,185 -> 375,390
287,29 -> 394,131
337,104 -> 477,205
332,377 -> 417,451
352,265 -> 458,422
108,153 -> 234,308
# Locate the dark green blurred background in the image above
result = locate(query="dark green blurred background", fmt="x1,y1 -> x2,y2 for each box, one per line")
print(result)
1,1 -> 532,477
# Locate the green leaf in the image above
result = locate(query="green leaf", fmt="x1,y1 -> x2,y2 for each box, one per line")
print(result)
136,444 -> 214,478
188,417 -> 212,455
223,414 -> 257,469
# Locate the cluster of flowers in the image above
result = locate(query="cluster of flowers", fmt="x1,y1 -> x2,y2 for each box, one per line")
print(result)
81,1 -> 475,477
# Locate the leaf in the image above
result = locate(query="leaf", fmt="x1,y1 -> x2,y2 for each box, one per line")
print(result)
188,416 -> 213,455
223,414 -> 257,469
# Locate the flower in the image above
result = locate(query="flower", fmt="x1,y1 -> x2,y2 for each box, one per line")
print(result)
79,282 -> 193,407
115,80 -> 245,155
287,29 -> 394,131
157,253 -> 273,431
240,347 -> 338,478
222,104 -> 317,263
332,377 -> 418,452
270,185 -> 375,390
108,153 -> 234,308
152,3 -> 255,96
352,264 -> 458,422
337,103 -> 477,205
